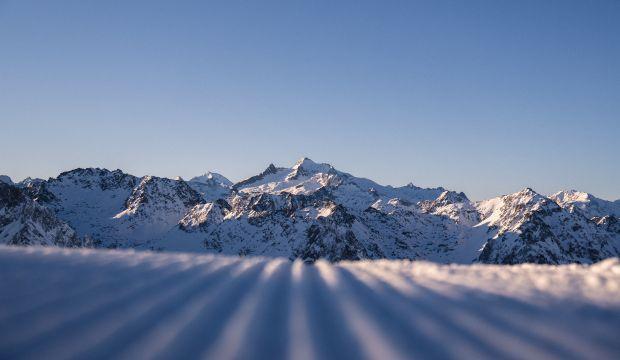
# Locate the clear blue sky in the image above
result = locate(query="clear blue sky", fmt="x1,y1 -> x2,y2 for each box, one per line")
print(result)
1,0 -> 619,200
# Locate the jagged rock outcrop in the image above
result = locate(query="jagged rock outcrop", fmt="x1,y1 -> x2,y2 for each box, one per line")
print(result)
594,215 -> 620,234
0,182 -> 81,247
232,164 -> 282,191
0,175 -> 13,185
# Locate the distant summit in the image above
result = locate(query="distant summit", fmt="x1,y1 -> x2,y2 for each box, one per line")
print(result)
0,175 -> 13,185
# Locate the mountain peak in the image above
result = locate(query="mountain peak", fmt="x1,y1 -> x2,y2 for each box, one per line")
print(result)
506,188 -> 547,205
52,168 -> 137,192
0,175 -> 13,185
436,190 -> 469,204
514,187 -> 541,198
550,189 -> 620,218
551,189 -> 591,203
293,157 -> 317,168
287,158 -> 334,180
57,167 -> 118,178
263,164 -> 278,175
406,182 -> 421,189
232,163 -> 284,191
189,172 -> 232,187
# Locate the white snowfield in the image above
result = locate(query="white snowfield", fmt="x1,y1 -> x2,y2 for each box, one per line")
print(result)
0,246 -> 619,360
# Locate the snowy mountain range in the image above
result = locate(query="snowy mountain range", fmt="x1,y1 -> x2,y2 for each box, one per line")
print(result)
1,158 -> 619,264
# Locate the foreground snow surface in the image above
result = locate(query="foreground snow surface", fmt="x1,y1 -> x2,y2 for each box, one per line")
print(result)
0,247 -> 619,360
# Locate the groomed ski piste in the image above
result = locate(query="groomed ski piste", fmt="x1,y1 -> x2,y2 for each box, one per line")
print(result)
0,246 -> 619,360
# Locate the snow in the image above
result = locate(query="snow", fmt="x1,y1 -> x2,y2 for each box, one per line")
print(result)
187,172 -> 233,201
551,190 -> 620,218
317,204 -> 336,218
42,169 -> 138,245
189,172 -> 233,187
0,246 -> 618,359
476,188 -> 542,228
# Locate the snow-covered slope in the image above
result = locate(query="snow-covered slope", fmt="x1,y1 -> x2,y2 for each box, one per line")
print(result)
112,175 -> 203,245
0,246 -> 618,359
187,172 -> 232,201
18,168 -> 203,247
476,188 -> 620,264
0,182 -> 81,247
420,190 -> 480,226
26,168 -> 140,246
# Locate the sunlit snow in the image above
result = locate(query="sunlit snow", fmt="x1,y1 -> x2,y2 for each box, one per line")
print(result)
0,246 -> 618,359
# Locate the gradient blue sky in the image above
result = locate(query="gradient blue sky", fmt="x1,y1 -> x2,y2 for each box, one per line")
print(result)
1,0 -> 619,200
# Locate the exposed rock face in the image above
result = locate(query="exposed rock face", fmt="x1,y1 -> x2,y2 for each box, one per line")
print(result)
0,175 -> 13,185
594,215 -> 620,234
231,164 -> 282,191
2,159 -> 619,264
0,182 -> 81,247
